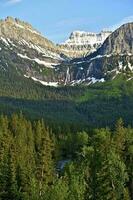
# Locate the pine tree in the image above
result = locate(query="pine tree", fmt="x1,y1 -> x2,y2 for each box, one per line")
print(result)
81,128 -> 128,200
124,127 -> 133,200
114,118 -> 126,156
35,120 -> 55,197
65,162 -> 86,200
0,117 -> 11,200
6,143 -> 20,200
43,177 -> 69,200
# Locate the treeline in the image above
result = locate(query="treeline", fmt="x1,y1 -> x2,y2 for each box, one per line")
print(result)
0,114 -> 132,200
2,73 -> 133,130
0,71 -> 85,101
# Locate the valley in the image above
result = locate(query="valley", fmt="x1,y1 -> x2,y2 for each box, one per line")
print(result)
0,14 -> 133,200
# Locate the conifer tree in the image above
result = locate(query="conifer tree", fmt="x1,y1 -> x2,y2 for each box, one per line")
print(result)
6,143 -> 20,200
35,120 -> 55,197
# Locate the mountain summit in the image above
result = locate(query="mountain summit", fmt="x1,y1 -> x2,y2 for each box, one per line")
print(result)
0,17 -> 67,86
95,22 -> 133,55
0,16 -> 55,49
58,30 -> 111,58
70,22 -> 133,84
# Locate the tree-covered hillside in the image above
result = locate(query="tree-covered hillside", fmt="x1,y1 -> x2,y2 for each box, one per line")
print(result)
1,72 -> 133,130
0,67 -> 133,200
0,114 -> 132,200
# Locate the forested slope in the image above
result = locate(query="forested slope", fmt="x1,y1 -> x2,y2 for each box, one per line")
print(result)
0,114 -> 132,200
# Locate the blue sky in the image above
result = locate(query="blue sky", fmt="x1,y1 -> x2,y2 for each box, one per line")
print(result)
0,0 -> 133,43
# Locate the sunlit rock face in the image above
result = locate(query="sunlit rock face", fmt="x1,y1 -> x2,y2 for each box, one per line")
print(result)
58,30 -> 111,58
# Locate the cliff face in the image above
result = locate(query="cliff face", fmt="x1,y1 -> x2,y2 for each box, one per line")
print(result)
63,30 -> 111,46
68,22 -> 133,85
58,30 -> 111,58
96,23 -> 133,55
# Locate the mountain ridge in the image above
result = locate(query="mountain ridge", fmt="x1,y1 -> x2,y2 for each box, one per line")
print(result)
0,17 -> 132,87
69,22 -> 133,84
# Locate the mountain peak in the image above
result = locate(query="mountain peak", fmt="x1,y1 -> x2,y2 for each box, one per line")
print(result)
1,16 -> 40,35
57,29 -> 112,58
0,16 -> 58,51
5,16 -> 15,22
63,30 -> 112,46
95,22 -> 133,56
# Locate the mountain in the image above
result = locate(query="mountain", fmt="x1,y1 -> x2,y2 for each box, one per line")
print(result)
95,23 -> 133,55
68,22 -> 133,85
0,16 -> 69,86
0,17 -> 133,132
0,17 -> 132,87
58,30 -> 111,58
0,17 -> 133,200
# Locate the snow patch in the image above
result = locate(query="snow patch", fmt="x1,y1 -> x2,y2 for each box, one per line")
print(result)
34,58 -> 57,68
71,79 -> 83,85
24,75 -> 58,87
87,77 -> 105,84
24,74 -> 29,78
0,37 -> 10,46
70,77 -> 105,86
128,62 -> 133,71
7,38 -> 17,47
127,77 -> 133,81
18,40 -> 64,61
17,53 -> 58,68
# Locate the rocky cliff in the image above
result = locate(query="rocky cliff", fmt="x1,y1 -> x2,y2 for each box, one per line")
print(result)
68,22 -> 133,85
58,30 -> 111,58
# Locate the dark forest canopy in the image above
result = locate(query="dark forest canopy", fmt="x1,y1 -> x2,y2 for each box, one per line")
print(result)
0,114 -> 132,200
